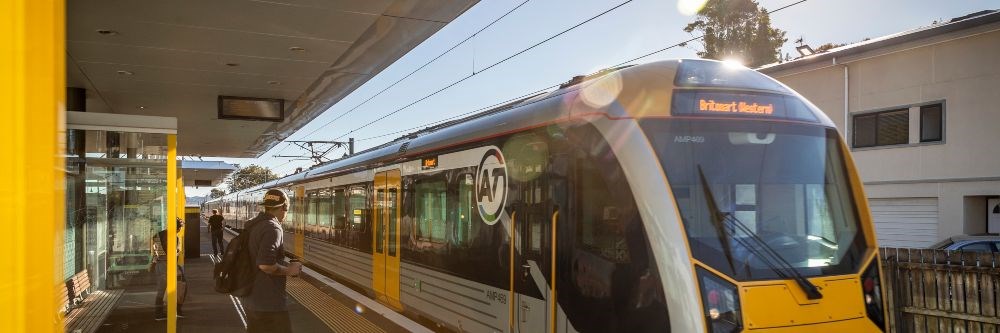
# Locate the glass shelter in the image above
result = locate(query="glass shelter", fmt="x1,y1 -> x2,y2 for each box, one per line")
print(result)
65,111 -> 177,289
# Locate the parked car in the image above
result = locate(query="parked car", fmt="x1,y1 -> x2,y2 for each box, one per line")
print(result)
929,234 -> 1000,252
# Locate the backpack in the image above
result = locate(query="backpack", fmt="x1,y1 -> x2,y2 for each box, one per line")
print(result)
214,220 -> 261,296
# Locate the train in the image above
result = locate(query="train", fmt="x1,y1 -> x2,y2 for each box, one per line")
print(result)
205,59 -> 888,332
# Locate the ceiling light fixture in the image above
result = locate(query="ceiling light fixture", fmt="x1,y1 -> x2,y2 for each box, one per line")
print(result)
289,46 -> 306,52
96,29 -> 118,36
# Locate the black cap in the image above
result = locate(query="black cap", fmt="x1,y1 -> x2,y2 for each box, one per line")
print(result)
261,189 -> 289,208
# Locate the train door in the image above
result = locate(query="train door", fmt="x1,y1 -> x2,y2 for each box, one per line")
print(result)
511,178 -> 550,332
294,186 -> 305,258
372,170 -> 402,309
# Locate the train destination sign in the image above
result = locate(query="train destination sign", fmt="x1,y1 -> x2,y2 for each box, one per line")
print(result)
672,90 -> 819,121
698,98 -> 774,115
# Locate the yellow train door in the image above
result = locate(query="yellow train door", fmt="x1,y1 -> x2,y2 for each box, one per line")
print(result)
372,170 -> 402,310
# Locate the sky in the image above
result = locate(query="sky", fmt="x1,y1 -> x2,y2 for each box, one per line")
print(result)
187,0 -> 997,196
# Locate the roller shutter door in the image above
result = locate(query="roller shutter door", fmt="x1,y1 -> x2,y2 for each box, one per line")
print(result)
869,198 -> 939,248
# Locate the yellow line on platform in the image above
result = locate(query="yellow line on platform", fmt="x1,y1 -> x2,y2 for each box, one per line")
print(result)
286,277 -> 386,333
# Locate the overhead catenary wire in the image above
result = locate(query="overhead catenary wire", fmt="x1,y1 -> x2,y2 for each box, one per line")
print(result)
278,0 -> 808,158
267,0 -> 532,162
327,0 -> 636,142
297,0 -> 810,153
292,0 -> 534,142
355,83 -> 562,142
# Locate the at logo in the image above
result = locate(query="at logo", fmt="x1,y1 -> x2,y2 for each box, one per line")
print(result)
476,147 -> 508,225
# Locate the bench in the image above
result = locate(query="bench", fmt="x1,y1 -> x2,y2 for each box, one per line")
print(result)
61,270 -> 124,333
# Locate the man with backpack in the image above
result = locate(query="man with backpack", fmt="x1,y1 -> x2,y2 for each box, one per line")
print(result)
241,189 -> 301,333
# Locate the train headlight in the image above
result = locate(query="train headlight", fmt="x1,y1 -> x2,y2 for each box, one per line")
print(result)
861,260 -> 886,331
697,267 -> 742,333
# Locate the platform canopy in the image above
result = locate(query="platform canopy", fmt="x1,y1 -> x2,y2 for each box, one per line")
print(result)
180,160 -> 239,188
67,0 -> 477,158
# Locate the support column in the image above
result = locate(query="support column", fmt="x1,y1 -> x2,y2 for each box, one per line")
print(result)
167,134 -> 178,333
0,0 -> 65,332
178,172 -> 186,267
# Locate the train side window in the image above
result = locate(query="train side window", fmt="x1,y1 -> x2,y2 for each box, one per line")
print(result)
333,188 -> 346,244
319,188 -> 332,240
375,189 -> 384,254
349,186 -> 366,225
286,191 -> 296,231
347,185 -> 368,251
577,162 -> 628,263
388,188 -> 398,256
306,190 -> 318,226
453,173 -> 478,247
562,124 -> 669,332
415,179 -> 447,245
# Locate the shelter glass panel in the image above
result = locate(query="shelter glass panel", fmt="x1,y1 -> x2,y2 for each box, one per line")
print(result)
65,130 -> 169,289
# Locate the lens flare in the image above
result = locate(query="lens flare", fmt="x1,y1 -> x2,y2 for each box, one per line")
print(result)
677,0 -> 709,16
579,71 -> 623,109
722,58 -> 746,69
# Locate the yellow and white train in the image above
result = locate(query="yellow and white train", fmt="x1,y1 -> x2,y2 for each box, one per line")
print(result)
206,59 -> 887,332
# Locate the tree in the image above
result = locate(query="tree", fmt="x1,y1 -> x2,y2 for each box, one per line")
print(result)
225,164 -> 279,193
815,42 -> 846,53
683,0 -> 787,67
209,188 -> 227,199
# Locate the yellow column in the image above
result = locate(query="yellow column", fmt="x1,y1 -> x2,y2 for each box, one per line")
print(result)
178,173 -> 186,267
0,0 -> 64,332
166,135 -> 177,333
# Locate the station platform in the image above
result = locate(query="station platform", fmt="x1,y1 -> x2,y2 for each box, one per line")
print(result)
94,221 -> 423,333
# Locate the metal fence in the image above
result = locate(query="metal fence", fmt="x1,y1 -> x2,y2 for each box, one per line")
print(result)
880,248 -> 1000,333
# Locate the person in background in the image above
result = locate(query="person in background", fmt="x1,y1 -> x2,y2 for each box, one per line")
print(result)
153,218 -> 186,321
207,209 -> 225,256
242,189 -> 301,333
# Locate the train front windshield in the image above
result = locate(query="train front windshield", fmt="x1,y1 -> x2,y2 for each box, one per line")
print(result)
642,119 -> 867,281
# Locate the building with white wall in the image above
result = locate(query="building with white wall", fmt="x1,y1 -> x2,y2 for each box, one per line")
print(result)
759,10 -> 1000,248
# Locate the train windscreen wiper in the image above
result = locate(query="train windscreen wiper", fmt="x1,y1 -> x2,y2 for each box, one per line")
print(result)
696,166 -> 823,300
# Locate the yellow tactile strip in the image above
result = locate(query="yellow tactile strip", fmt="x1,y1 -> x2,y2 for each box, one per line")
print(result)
286,277 -> 386,333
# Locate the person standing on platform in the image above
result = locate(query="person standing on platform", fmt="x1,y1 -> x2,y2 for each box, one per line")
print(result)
243,189 -> 301,333
207,209 -> 225,256
153,218 -> 186,320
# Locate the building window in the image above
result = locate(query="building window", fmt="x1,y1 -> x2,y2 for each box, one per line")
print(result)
853,109 -> 908,148
920,103 -> 943,142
